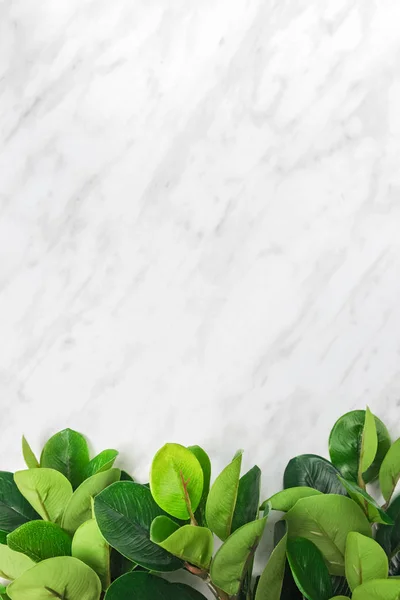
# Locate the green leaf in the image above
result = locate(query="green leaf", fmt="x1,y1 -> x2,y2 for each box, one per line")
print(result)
345,532 -> 388,592
120,471 -> 134,482
150,516 -> 213,569
85,450 -> 119,479
255,533 -> 287,600
62,468 -> 120,534
331,575 -> 350,597
379,438 -> 400,503
7,556 -> 101,600
210,516 -> 267,596
329,410 -> 391,483
22,437 -> 39,469
231,465 -> 261,532
338,476 -> 393,525
0,472 -> 40,532
0,530 -> 7,544
94,481 -> 182,572
376,495 -> 400,576
205,452 -> 242,541
359,407 -> 378,477
287,537 -> 333,600
40,428 -> 90,489
110,548 -> 135,581
262,487 -> 322,512
352,579 -> 400,600
0,544 -> 35,580
104,571 -> 207,600
188,446 -> 211,527
7,521 -> 72,562
329,597 -> 350,599
283,455 -> 347,495
14,468 -> 72,524
72,519 -> 110,590
150,443 -> 203,520
285,494 -> 372,575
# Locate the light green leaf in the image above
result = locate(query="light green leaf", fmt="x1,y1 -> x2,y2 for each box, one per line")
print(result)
379,438 -> 400,503
188,445 -> 211,526
0,472 -> 40,532
262,487 -> 322,512
287,537 -> 333,600
104,571 -> 207,600
232,465 -> 261,532
72,519 -> 110,590
0,544 -> 34,580
40,428 -> 90,489
62,468 -> 120,535
14,468 -> 72,524
338,476 -> 393,525
255,533 -> 287,600
211,516 -> 267,596
360,408 -> 378,477
7,556 -> 101,600
283,455 -> 347,495
85,450 -> 119,479
150,443 -> 204,520
150,516 -> 213,569
285,494 -> 371,575
7,521 -> 72,562
22,437 -> 39,469
345,532 -> 388,592
352,579 -> 400,600
205,452 -> 242,541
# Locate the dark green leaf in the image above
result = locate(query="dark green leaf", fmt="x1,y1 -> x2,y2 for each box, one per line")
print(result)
110,548 -> 135,581
188,446 -> 211,527
231,465 -> 261,532
331,576 -> 350,597
287,537 -> 333,600
338,476 -> 393,525
376,494 -> 400,576
120,471 -> 134,482
283,455 -> 347,495
0,530 -> 7,544
0,472 -> 40,532
40,429 -> 90,489
85,450 -> 119,478
104,571 -> 207,600
7,521 -> 72,562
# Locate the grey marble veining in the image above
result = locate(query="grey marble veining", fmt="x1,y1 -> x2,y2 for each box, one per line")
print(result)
1,0 -> 400,532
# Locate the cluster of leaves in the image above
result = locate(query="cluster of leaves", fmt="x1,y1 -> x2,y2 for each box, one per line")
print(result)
1,409 -> 400,600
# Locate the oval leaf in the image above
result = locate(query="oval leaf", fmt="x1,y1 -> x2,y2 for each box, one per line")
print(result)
211,517 -> 267,596
150,443 -> 203,520
14,468 -> 72,524
255,533 -> 287,600
0,471 -> 40,532
72,519 -> 110,590
352,579 -> 400,600
85,450 -> 119,479
205,452 -> 242,541
345,532 -> 388,592
284,455 -> 347,495
104,571 -> 207,600
150,516 -> 213,569
22,437 -> 39,469
62,468 -> 120,534
329,410 -> 390,483
338,476 -> 393,525
7,556 -> 101,600
7,521 -> 72,562
40,428 -> 90,489
287,537 -> 333,600
263,487 -> 322,512
94,481 -> 182,572
188,446 -> 211,527
285,494 -> 371,575
379,438 -> 400,503
0,544 -> 34,580
232,465 -> 261,532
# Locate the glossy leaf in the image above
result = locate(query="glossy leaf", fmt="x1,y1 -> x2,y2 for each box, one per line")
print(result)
7,520 -> 72,562
85,450 -> 119,479
345,532 -> 388,592
150,516 -> 213,569
380,438 -> 400,503
0,471 -> 40,532
150,443 -> 203,520
205,452 -> 242,541
14,468 -> 72,524
0,544 -> 34,580
285,494 -> 371,575
338,476 -> 393,525
287,537 -> 333,600
376,495 -> 400,576
22,437 -> 39,469
329,410 -> 391,483
283,455 -> 347,495
255,533 -> 287,600
7,556 -> 101,600
263,487 -> 322,512
232,465 -> 261,532
211,517 -> 267,596
62,468 -> 120,534
188,445 -> 211,526
40,428 -> 90,489
352,579 -> 400,600
104,571 -> 207,600
94,481 -> 182,571
72,518 -> 110,590
360,407 -> 378,476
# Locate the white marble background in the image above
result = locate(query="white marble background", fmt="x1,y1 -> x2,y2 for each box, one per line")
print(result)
1,0 -> 400,512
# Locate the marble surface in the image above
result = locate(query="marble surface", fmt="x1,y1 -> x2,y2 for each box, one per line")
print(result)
1,0 -> 400,529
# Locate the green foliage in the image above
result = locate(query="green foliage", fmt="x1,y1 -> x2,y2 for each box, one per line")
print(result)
283,454 -> 347,495
7,520 -> 72,562
14,468 -> 73,524
286,537 -> 333,600
104,571 -> 208,600
40,428 -> 90,489
345,532 -> 388,591
0,471 -> 40,532
255,533 -> 287,600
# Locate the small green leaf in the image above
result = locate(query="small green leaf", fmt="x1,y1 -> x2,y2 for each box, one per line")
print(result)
262,487 -> 322,512
205,452 -> 242,541
0,472 -> 40,532
359,408 -> 378,478
255,533 -> 287,600
150,443 -> 204,520
150,516 -> 213,569
40,428 -> 90,489
7,521 -> 72,562
379,438 -> 400,503
211,517 -> 267,596
14,468 -> 72,524
338,476 -> 393,525
7,556 -> 101,600
283,455 -> 347,495
72,519 -> 110,590
62,468 -> 120,535
287,537 -> 333,600
104,571 -> 207,600
85,450 -> 119,479
22,437 -> 39,469
0,544 -> 35,580
352,579 -> 400,600
188,445 -> 211,527
345,532 -> 388,592
232,465 -> 261,532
